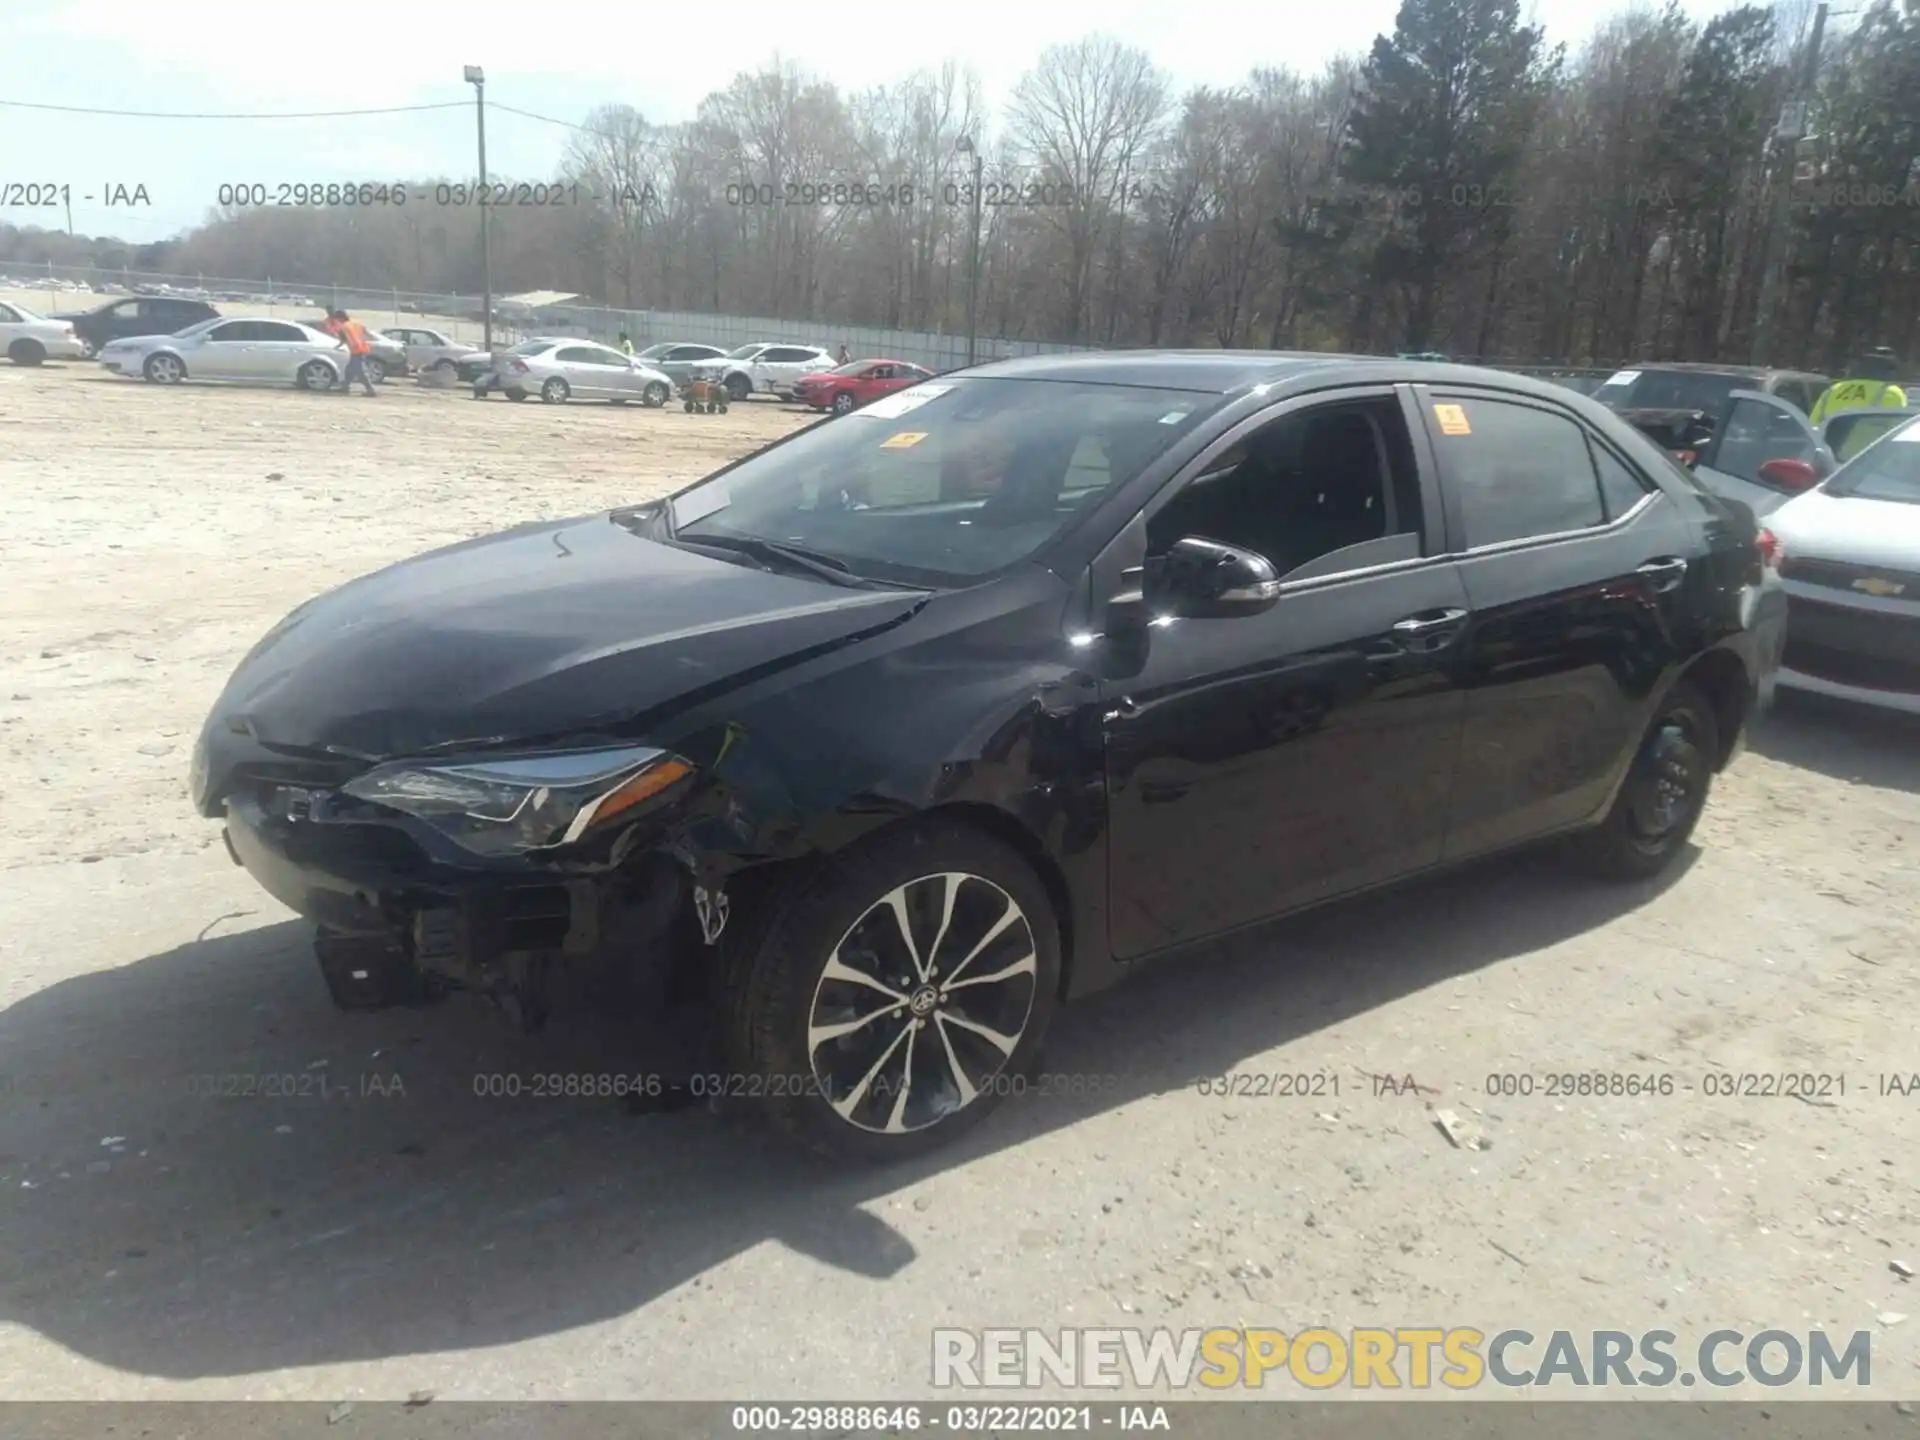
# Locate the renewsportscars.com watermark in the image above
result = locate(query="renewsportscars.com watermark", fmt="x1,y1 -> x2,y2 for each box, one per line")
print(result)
931,1327 -> 1874,1391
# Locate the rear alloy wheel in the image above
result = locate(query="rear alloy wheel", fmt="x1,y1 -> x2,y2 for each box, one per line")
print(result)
832,391 -> 856,415
1572,677 -> 1718,880
721,821 -> 1060,1160
541,377 -> 570,403
144,352 -> 185,384
366,357 -> 388,383
8,338 -> 46,366
643,380 -> 669,408
296,359 -> 335,391
724,372 -> 751,403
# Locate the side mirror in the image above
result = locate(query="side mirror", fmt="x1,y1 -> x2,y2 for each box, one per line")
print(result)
1150,536 -> 1281,619
1758,457 -> 1820,492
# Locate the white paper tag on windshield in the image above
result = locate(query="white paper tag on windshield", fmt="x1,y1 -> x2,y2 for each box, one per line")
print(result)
1606,370 -> 1641,385
857,384 -> 952,419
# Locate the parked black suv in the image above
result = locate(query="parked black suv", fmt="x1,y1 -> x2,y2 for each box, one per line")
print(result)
191,353 -> 1785,1160
51,295 -> 222,355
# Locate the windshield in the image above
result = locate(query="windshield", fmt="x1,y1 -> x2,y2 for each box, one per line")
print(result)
667,378 -> 1217,585
1825,419 -> 1920,504
830,361 -> 872,376
725,344 -> 764,359
507,339 -> 551,356
1594,369 -> 1749,414
11,300 -> 46,321
1826,410 -> 1913,463
170,317 -> 222,339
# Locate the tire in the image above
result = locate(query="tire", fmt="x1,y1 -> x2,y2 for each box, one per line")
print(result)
295,359 -> 334,391
144,352 -> 185,384
1571,677 -> 1719,881
79,338 -> 98,360
506,389 -> 528,402
366,358 -> 388,383
433,359 -> 456,375
716,400 -> 728,414
8,339 -> 46,366
541,377 -> 569,403
724,372 -> 751,402
684,399 -> 696,413
643,381 -> 669,408
720,819 -> 1061,1161
832,391 -> 856,415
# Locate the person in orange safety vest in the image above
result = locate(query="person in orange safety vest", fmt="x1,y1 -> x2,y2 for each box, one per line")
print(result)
331,309 -> 378,395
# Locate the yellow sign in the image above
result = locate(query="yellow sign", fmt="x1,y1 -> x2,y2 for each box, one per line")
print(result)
881,431 -> 928,449
1433,404 -> 1471,436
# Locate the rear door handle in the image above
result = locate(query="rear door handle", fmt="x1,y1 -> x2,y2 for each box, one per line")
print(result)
1637,556 -> 1689,593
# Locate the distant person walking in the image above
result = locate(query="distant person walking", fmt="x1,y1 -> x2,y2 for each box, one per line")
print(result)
333,310 -> 378,396
1809,347 -> 1907,425
836,342 -> 852,365
619,331 -> 635,357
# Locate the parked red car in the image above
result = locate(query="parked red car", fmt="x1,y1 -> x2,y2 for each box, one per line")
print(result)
794,358 -> 936,414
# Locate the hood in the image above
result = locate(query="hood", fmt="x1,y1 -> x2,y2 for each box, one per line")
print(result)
101,331 -> 189,352
1770,487 -> 1920,570
202,514 -> 926,767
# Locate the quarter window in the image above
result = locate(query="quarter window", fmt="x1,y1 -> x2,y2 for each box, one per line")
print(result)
1435,396 -> 1606,547
1590,441 -> 1652,521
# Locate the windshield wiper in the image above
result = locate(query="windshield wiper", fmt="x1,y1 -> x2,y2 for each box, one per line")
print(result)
673,532 -> 878,588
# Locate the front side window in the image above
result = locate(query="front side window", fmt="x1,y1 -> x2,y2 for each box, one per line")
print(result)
669,378 -> 1218,585
0,303 -> 20,323
1147,396 -> 1422,578
206,321 -> 251,342
1434,396 -> 1607,547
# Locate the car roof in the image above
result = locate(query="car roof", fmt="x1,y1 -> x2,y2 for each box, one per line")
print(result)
1608,361 -> 1827,380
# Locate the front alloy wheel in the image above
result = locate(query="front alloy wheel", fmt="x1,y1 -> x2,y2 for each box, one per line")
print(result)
723,822 -> 1060,1159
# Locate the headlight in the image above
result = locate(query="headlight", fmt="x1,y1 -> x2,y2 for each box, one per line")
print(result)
340,746 -> 695,857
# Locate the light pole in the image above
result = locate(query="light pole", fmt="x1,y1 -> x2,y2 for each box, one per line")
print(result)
1750,2 -> 1831,365
465,65 -> 493,353
956,135 -> 984,367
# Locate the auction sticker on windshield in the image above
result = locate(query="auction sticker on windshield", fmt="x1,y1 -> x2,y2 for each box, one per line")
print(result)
859,384 -> 953,419
880,431 -> 927,449
1606,370 -> 1642,385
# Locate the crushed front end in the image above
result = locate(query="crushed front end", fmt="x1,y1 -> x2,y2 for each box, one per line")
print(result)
196,729 -> 730,1032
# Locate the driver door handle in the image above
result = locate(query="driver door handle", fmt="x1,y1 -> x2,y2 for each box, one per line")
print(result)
1637,556 -> 1689,593
1391,607 -> 1468,635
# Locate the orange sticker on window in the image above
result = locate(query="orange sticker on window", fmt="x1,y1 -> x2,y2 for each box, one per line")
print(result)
1433,403 -> 1471,435
880,431 -> 927,449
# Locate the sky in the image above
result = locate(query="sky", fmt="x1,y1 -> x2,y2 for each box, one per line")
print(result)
1,0 -> 1756,246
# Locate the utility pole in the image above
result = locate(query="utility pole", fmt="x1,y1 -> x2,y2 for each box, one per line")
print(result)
956,136 -> 984,367
1751,1 -> 1829,364
465,66 -> 493,353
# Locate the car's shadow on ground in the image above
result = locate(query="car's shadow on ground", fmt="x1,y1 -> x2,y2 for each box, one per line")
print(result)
1750,690 -> 1920,794
0,846 -> 1693,1379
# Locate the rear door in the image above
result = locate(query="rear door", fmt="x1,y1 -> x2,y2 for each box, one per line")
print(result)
1417,385 -> 1704,858
251,320 -> 314,381
1695,390 -> 1835,517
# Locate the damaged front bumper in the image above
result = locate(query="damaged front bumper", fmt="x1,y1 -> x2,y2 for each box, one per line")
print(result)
219,781 -> 722,1023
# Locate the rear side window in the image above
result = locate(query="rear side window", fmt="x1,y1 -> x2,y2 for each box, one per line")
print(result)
1431,396 -> 1606,547
257,322 -> 306,341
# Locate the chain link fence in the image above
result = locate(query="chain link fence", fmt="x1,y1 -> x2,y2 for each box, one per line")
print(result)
0,262 -> 1102,372
0,260 -> 1638,378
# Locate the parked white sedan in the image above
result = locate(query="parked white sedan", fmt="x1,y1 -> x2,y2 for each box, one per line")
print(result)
382,324 -> 490,376
98,317 -> 346,389
0,299 -> 87,365
1762,412 -> 1920,714
484,338 -> 674,405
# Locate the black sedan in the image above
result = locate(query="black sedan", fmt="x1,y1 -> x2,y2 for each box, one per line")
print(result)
190,352 -> 1784,1159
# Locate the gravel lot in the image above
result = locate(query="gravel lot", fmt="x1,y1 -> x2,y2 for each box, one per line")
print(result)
1,359 -> 1916,1403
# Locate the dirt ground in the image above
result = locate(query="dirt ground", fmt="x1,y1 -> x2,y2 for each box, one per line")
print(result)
0,359 -> 1916,1403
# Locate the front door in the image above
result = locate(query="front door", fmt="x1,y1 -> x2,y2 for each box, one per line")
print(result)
1694,389 -> 1834,518
1415,385 -> 1702,858
1102,386 -> 1471,958
194,320 -> 258,379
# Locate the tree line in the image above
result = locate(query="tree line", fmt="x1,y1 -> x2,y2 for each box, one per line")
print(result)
5,0 -> 1918,370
